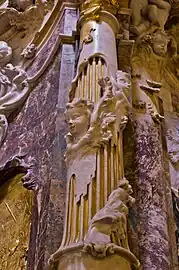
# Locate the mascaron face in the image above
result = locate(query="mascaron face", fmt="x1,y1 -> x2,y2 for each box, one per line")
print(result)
152,34 -> 168,57
66,106 -> 90,137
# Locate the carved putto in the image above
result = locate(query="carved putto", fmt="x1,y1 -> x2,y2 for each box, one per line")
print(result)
65,76 -> 130,162
84,178 -> 135,257
130,0 -> 171,36
140,29 -> 173,57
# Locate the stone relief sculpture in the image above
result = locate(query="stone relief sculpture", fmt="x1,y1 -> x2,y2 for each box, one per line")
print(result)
49,74 -> 139,269
65,76 -> 130,163
130,0 -> 171,36
0,0 -> 47,39
0,41 -> 30,146
131,29 -> 175,124
49,2 -> 140,269
84,178 -> 136,257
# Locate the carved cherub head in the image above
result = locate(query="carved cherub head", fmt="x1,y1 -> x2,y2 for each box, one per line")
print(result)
142,30 -> 170,57
0,42 -> 12,68
116,70 -> 131,91
151,31 -> 169,57
65,99 -> 94,140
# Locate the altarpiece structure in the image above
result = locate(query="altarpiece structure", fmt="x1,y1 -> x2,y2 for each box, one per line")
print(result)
0,0 -> 179,270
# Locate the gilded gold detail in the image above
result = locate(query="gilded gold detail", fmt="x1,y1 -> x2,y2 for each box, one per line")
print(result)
80,0 -> 121,21
0,174 -> 33,270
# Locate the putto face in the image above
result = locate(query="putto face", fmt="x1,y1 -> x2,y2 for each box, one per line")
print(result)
66,106 -> 90,138
152,34 -> 168,57
116,71 -> 131,90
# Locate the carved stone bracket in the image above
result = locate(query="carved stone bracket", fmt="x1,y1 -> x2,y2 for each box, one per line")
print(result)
0,153 -> 39,191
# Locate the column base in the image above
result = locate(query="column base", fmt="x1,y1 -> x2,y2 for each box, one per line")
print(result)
49,244 -> 140,270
